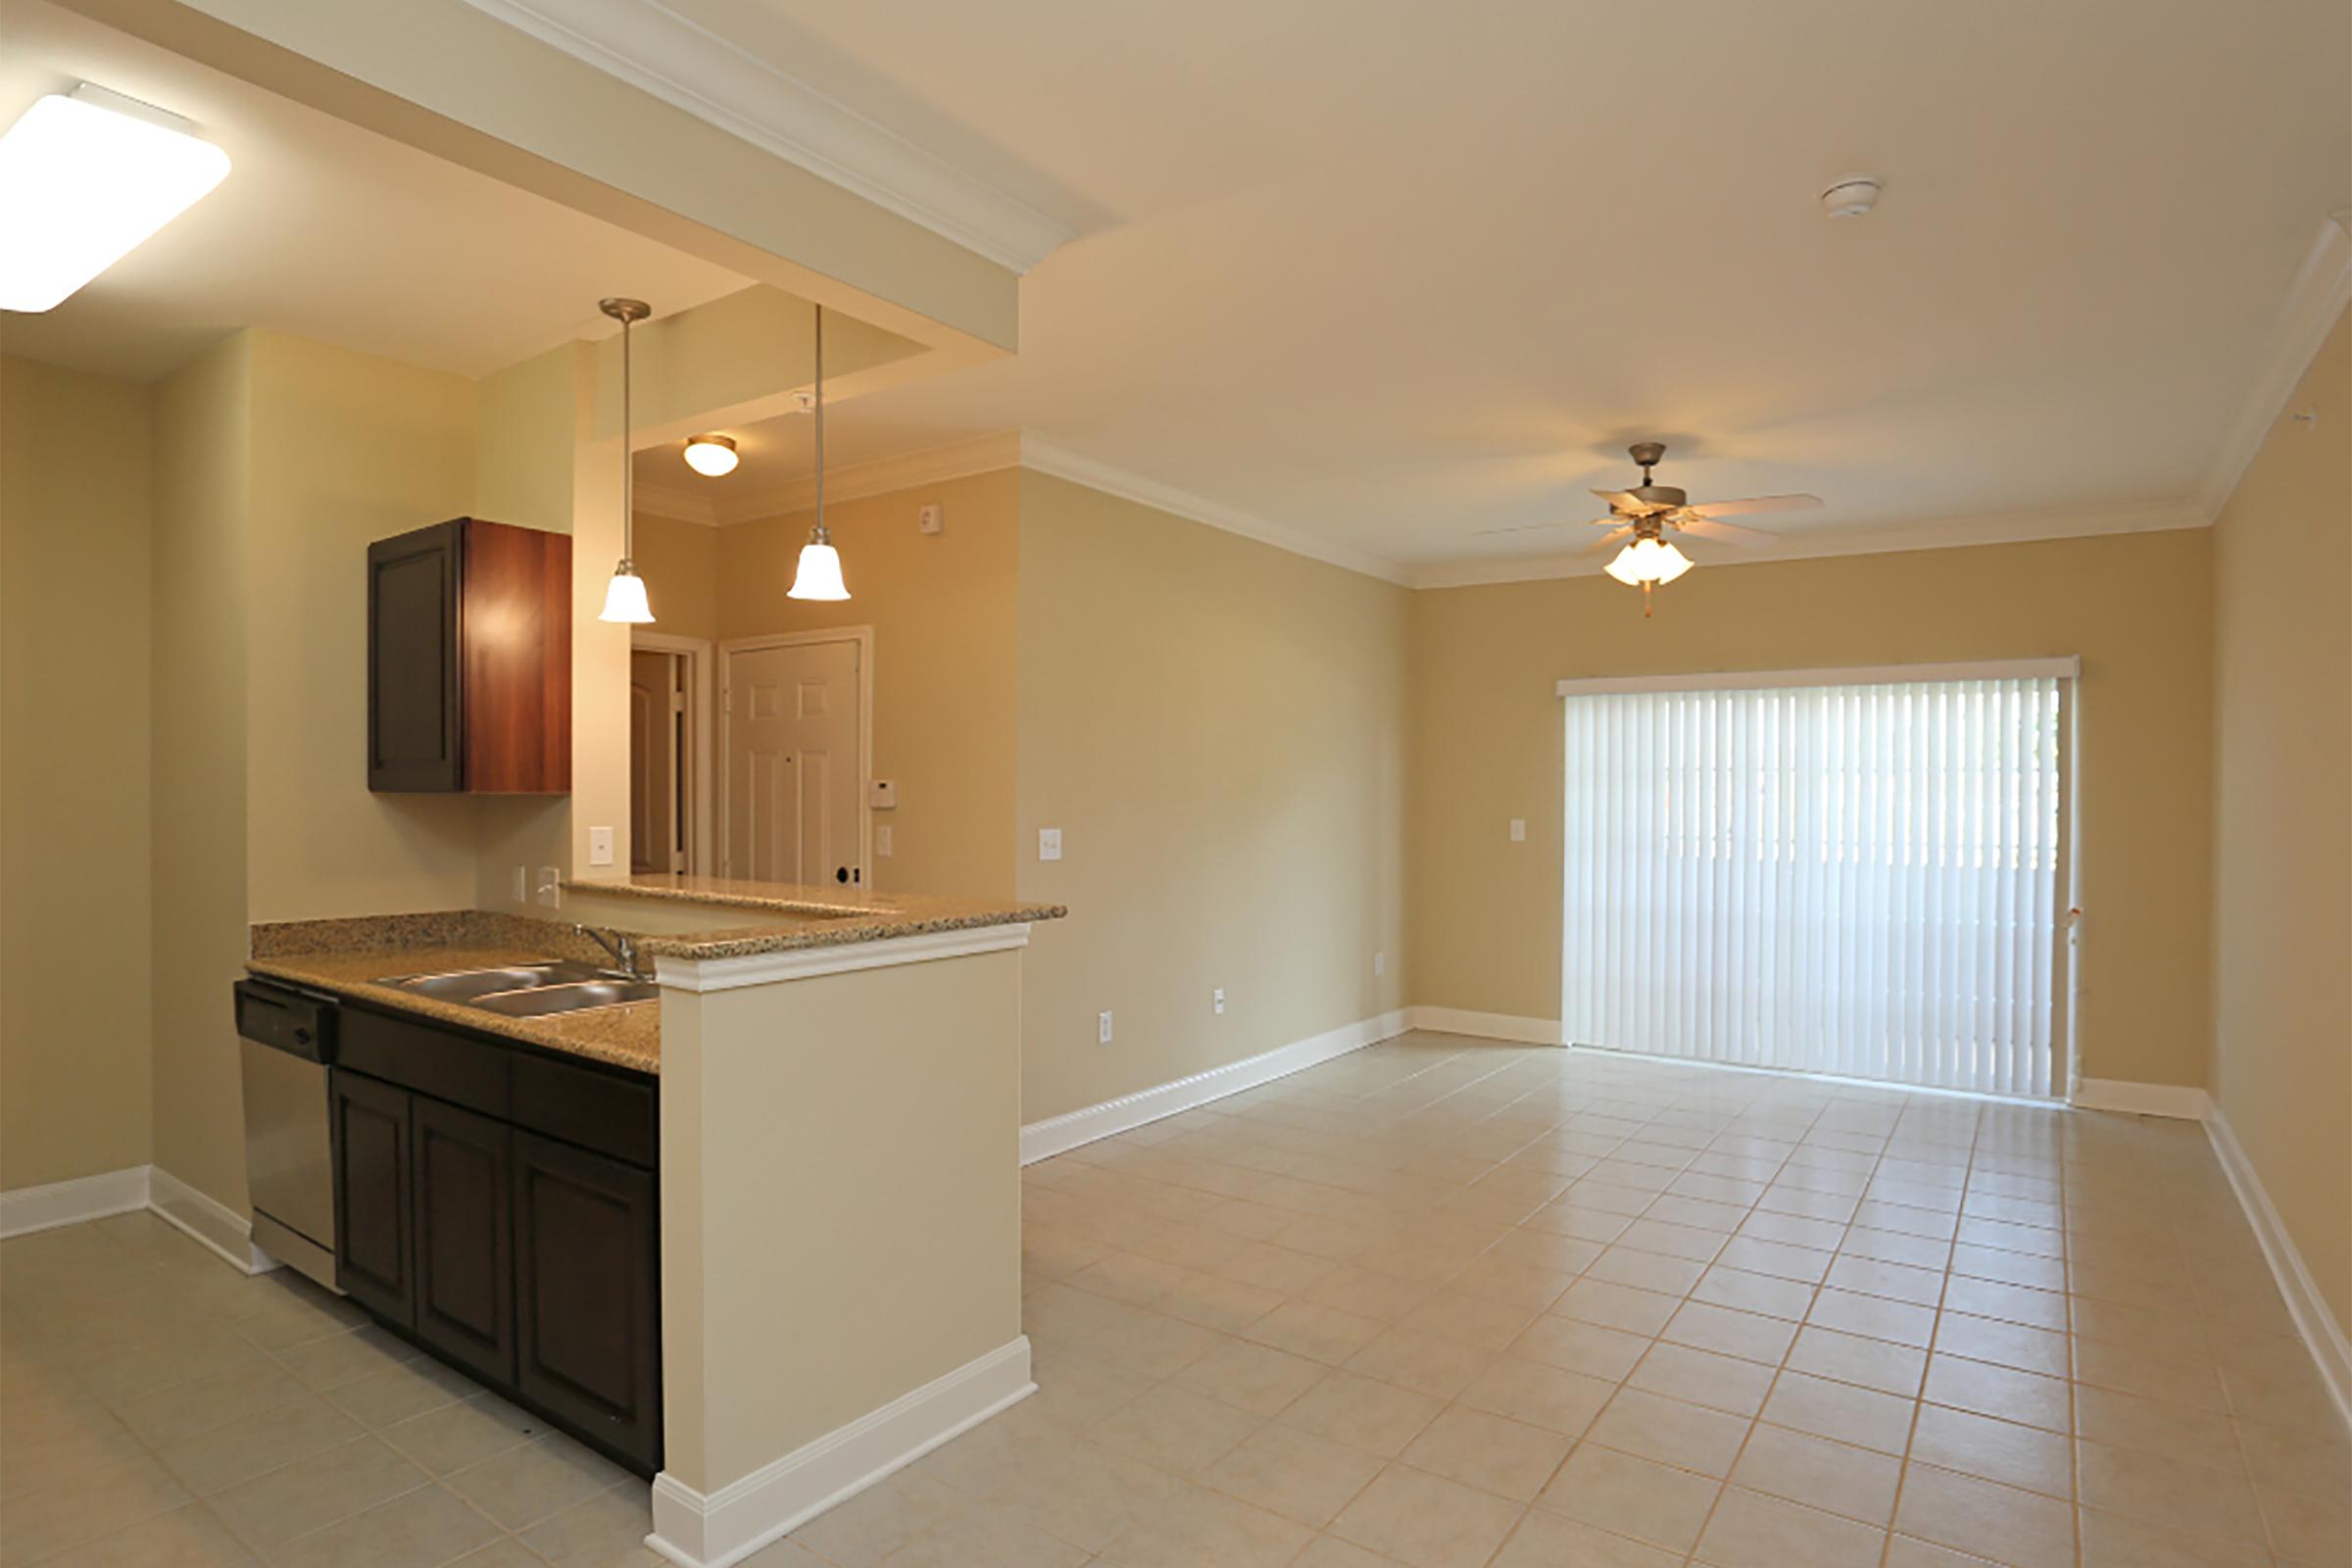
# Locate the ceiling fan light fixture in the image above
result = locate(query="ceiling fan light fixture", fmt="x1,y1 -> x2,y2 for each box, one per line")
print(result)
1604,536 -> 1693,587
682,433 -> 738,476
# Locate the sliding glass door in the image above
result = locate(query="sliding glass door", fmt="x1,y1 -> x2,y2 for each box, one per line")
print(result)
1560,670 -> 2068,1097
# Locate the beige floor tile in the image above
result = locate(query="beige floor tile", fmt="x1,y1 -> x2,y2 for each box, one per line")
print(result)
518,1483 -> 663,1567
1083,1306 -> 1226,1381
1534,1442 -> 1721,1554
1453,1355 -> 1616,1437
1884,1535 -> 2009,1567
322,1356 -> 484,1430
1584,1246 -> 1707,1297
1343,1327 -> 1493,1400
1327,1461 -> 1522,1568
154,1394 -> 368,1495
1244,1298 -> 1391,1364
379,1393 -> 545,1475
1089,1381 -> 1261,1475
1909,1403 -> 2072,1498
1096,1482 -> 1314,1568
1508,1313 -> 1652,1381
2249,1475 -> 2351,1566
1661,1300 -> 1797,1365
117,1356 -> 313,1448
1807,1286 -> 1938,1348
1893,1462 -> 2077,1568
1922,1352 -> 2073,1434
272,1324 -> 427,1394
880,1495 -> 1091,1568
1732,1421 -> 1902,1524
1171,1336 -> 1330,1416
1152,1268 -> 1287,1333
2076,1436 -> 2268,1544
1693,1484 -> 1889,1567
1398,1404 -> 1573,1501
1289,1534 -> 1411,1567
1623,1341 -> 1777,1418
1932,1309 -> 2071,1378
1203,1421 -> 1385,1526
1760,1370 -> 1917,1454
1553,1278 -> 1683,1337
2076,1504 -> 2272,1567
2235,1415 -> 2352,1502
208,1436 -> 429,1549
1278,1371 -> 1446,1458
1489,1509 -> 1681,1567
442,1435 -> 624,1534
1691,1265 -> 1817,1323
0,1450 -> 195,1563
786,1468 -> 966,1566
24,1500 -> 252,1568
1783,1323 -> 1927,1396
270,1482 -> 504,1568
1396,1289 -> 1542,1351
1587,1387 -> 1750,1478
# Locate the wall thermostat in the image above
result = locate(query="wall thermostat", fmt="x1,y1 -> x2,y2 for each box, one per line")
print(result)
868,779 -> 897,808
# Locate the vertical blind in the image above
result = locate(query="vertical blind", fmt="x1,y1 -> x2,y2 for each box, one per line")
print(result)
1561,673 -> 2066,1098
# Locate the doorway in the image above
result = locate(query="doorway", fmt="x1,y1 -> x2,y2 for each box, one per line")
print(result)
720,628 -> 872,890
629,632 -> 712,876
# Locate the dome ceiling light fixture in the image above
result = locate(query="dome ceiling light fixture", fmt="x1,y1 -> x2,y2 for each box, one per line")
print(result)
596,295 -> 656,624
682,433 -> 738,476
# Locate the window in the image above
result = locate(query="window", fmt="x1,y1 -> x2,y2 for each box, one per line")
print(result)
1560,668 -> 2069,1097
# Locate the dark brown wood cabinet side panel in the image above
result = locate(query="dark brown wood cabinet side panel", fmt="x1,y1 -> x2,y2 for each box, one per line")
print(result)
462,520 -> 571,794
367,520 -> 464,792
331,1070 -> 416,1328
514,1133 -> 662,1472
412,1099 -> 517,1387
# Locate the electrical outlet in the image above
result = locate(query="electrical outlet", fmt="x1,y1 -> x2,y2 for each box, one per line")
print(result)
1039,827 -> 1063,861
876,825 -> 894,858
1374,951 -> 1386,977
1212,988 -> 1225,1015
917,503 -> 944,534
534,866 -> 563,908
588,826 -> 614,866
1509,818 -> 1527,842
1098,1009 -> 1114,1044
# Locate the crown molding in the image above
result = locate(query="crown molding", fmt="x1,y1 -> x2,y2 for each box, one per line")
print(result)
454,0 -> 1074,272
2195,211 -> 2352,520
1017,439 -> 1417,587
634,479 -> 718,526
1406,497 -> 2212,589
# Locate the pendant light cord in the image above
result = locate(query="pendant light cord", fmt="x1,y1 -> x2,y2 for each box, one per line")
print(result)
620,310 -> 634,565
813,304 -> 825,538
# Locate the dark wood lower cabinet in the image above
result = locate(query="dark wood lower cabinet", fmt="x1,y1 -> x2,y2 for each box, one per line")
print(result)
326,1019 -> 660,1475
514,1133 -> 662,1471
331,1070 -> 415,1330
412,1098 -> 516,1388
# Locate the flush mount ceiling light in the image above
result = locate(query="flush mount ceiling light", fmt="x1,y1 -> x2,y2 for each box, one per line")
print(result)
788,305 -> 850,602
681,433 -> 738,476
0,83 -> 231,313
597,296 -> 656,624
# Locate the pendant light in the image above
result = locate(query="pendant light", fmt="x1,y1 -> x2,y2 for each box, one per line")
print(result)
787,304 -> 850,602
1602,528 -> 1692,618
597,296 -> 656,624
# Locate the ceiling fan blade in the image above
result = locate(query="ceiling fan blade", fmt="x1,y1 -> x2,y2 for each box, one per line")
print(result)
1581,525 -> 1635,556
1686,492 -> 1822,518
1676,515 -> 1778,547
1591,488 -> 1659,515
1473,520 -> 1572,538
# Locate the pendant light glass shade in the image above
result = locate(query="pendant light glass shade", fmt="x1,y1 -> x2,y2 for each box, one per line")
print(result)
787,526 -> 849,601
600,563 -> 654,622
597,296 -> 656,624
1604,536 -> 1694,587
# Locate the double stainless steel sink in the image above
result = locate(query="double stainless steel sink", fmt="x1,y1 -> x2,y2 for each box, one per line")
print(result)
374,959 -> 658,1016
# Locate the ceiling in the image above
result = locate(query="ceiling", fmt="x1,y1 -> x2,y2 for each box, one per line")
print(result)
579,0 -> 2349,578
0,0 -> 752,382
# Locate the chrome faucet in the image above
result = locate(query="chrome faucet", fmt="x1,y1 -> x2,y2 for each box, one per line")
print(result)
574,924 -> 646,980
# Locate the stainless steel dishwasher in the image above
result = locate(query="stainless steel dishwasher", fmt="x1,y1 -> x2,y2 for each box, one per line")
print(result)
234,979 -> 340,1291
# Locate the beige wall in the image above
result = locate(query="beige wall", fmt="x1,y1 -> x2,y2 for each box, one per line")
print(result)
632,512 -> 720,643
1016,470 -> 1411,1123
2211,307 -> 2351,1336
150,336 -> 255,1214
718,470 -> 1021,899
1,357 -> 157,1190
244,331 -> 481,923
1409,528 -> 2216,1092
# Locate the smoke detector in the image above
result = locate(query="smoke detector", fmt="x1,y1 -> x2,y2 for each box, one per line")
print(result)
1821,175 -> 1883,219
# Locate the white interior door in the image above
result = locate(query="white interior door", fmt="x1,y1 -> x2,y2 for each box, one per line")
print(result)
725,638 -> 863,889
629,650 -> 684,874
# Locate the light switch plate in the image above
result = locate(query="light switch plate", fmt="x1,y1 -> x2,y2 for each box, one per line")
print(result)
1212,988 -> 1225,1015
1509,818 -> 1527,842
1098,1009 -> 1113,1044
1039,827 -> 1062,861
876,825 -> 894,858
534,866 -> 563,908
1374,952 -> 1386,977
588,826 -> 614,866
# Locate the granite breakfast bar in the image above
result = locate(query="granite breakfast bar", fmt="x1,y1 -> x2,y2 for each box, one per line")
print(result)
246,878 -> 1065,1568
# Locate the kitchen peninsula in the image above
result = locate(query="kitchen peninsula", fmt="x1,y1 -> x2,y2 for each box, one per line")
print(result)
246,878 -> 1063,1568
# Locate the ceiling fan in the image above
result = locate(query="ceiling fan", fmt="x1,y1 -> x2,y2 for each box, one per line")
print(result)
1485,443 -> 1822,615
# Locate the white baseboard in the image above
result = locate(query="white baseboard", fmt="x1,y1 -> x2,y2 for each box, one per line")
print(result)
148,1166 -> 275,1275
1407,1006 -> 1565,1046
1020,1009 -> 1411,1164
2072,1077 -> 2212,1120
646,1336 -> 1035,1568
0,1166 -> 151,1239
2206,1108 -> 2352,1433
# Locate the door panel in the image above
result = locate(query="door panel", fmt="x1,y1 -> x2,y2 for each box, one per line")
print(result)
330,1070 -> 415,1328
366,521 -> 462,792
726,639 -> 860,886
412,1098 -> 516,1386
514,1133 -> 662,1471
628,651 -> 678,875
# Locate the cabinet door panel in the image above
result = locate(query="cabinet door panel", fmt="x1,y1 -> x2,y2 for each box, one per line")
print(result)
413,1098 -> 515,1386
514,1133 -> 661,1471
330,1070 -> 415,1328
367,520 -> 463,792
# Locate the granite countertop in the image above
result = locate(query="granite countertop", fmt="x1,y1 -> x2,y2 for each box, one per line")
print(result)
248,912 -> 661,1073
561,875 -> 1065,961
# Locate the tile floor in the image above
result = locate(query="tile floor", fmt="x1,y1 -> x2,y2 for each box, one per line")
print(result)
5,1033 -> 2347,1566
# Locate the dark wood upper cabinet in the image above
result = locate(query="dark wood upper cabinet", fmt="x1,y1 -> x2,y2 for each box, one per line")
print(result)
368,517 -> 570,794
